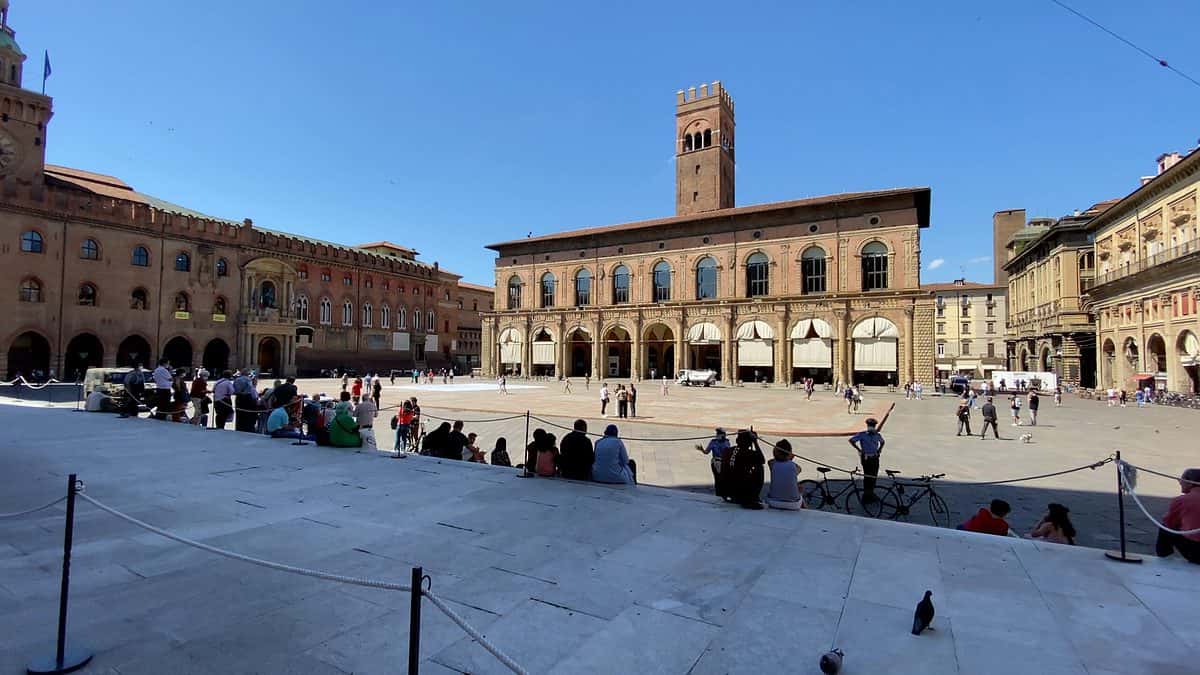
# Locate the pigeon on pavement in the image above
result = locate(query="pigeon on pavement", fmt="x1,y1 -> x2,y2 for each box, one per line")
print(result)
912,590 -> 935,635
819,648 -> 844,674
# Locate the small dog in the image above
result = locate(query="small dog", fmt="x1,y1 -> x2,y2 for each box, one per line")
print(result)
1019,433 -> 1034,444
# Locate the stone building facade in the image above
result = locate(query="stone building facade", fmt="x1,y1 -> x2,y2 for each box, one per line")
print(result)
923,279 -> 1006,379
0,4 -> 491,380
482,83 -> 934,387
1000,204 -> 1113,387
1090,150 -> 1200,394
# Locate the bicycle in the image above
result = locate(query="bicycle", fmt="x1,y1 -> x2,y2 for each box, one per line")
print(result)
872,470 -> 951,527
799,467 -> 882,517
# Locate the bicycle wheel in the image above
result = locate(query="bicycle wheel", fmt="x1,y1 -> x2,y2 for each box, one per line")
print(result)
927,492 -> 951,528
868,486 -> 901,519
799,480 -> 827,510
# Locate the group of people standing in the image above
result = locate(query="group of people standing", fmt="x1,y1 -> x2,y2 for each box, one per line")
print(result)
598,383 -> 638,418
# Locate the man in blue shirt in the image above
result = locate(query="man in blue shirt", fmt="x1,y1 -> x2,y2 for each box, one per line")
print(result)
848,418 -> 885,502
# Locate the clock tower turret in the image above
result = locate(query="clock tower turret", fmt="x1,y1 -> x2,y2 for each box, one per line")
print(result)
0,0 -> 53,187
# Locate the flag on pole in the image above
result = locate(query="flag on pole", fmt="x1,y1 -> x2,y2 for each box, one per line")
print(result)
43,51 -> 51,80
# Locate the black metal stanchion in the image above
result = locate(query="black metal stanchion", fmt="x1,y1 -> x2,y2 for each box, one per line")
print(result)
517,410 -> 533,478
73,385 -> 82,413
27,474 -> 93,675
408,566 -> 423,675
1105,451 -> 1143,564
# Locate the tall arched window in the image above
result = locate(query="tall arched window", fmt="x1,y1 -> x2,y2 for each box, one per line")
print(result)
174,252 -> 191,272
414,307 -> 423,331
131,288 -> 149,310
381,305 -> 390,329
861,241 -> 889,291
80,239 -> 100,260
362,303 -> 373,327
296,296 -> 309,322
703,129 -> 712,147
19,278 -> 42,302
696,256 -> 718,299
684,134 -> 693,152
342,300 -> 353,326
746,252 -> 769,297
801,246 -> 827,294
612,265 -> 630,304
319,297 -> 332,325
652,261 -> 672,302
77,283 -> 97,306
20,230 -> 43,253
131,246 -> 150,267
398,306 -> 407,329
507,275 -> 522,309
174,292 -> 190,312
575,269 -> 592,306
540,272 -> 556,308
216,258 -> 228,277
428,310 -> 435,331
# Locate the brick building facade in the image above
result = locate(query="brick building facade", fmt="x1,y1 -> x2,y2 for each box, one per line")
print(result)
0,5 -> 491,380
483,83 -> 934,386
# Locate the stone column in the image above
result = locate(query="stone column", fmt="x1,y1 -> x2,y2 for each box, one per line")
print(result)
632,314 -> 643,381
481,319 -> 494,378
521,322 -> 532,378
835,309 -> 851,385
1161,293 -> 1175,391
556,316 -> 566,378
775,311 -> 789,385
673,319 -> 685,378
592,317 -> 603,380
904,305 -> 916,384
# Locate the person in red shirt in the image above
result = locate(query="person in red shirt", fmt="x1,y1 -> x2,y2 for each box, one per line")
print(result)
1156,468 -> 1200,564
960,499 -> 1013,536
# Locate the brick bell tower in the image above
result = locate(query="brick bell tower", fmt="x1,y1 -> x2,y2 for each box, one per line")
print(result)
0,0 -> 53,188
675,81 -> 734,216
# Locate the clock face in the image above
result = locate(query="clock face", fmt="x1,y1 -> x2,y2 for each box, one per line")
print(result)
0,129 -> 21,174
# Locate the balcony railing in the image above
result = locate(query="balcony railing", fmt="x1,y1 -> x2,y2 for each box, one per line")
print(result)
1007,300 -> 1061,327
1093,237 -> 1200,287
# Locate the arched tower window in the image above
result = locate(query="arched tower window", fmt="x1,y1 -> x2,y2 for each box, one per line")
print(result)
703,129 -> 712,147
683,134 -> 693,152
131,246 -> 149,267
540,272 -> 556,308
862,241 -> 889,291
296,296 -> 309,322
507,275 -> 522,309
746,253 -> 769,297
801,246 -> 827,294
319,297 -> 332,325
342,300 -> 353,326
77,283 -> 97,306
652,261 -> 672,302
174,252 -> 191,272
612,265 -> 630,304
696,256 -> 718,299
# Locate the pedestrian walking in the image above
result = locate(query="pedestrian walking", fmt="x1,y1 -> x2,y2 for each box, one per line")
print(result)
616,385 -> 629,419
956,396 -> 972,436
661,376 -> 669,396
844,385 -> 854,414
498,375 -> 508,395
848,418 -> 884,503
563,377 -> 572,393
599,383 -> 610,416
1010,394 -> 1022,425
372,378 -> 382,409
980,396 -> 1000,439
1028,390 -> 1040,426
1054,386 -> 1062,407
629,383 -> 638,418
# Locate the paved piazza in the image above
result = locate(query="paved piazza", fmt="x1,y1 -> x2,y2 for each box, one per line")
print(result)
2,387 -> 1198,673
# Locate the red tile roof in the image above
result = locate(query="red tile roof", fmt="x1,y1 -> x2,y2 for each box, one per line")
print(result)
457,281 -> 495,293
487,187 -> 930,249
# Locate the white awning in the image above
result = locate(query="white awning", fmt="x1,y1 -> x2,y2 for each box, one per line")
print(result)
852,317 -> 899,339
499,327 -> 522,364
498,328 -> 522,344
687,322 -> 722,344
790,318 -> 833,340
736,320 -> 775,340
792,338 -> 832,369
854,338 -> 898,371
738,340 -> 774,366
1181,331 -> 1199,366
392,332 -> 410,351
532,341 -> 556,365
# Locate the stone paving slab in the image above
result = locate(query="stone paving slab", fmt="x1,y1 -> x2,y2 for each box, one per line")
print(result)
1,404 -> 1199,674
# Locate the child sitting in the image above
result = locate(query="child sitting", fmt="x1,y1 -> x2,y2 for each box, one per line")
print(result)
491,437 -> 513,467
535,433 -> 559,477
763,439 -> 803,510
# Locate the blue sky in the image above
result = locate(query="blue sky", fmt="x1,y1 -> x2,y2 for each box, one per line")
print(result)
16,1 -> 1200,286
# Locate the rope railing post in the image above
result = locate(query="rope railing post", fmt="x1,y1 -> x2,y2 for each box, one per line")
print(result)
27,474 -> 93,675
1105,451 -> 1143,564
518,410 -> 533,478
408,566 -> 422,675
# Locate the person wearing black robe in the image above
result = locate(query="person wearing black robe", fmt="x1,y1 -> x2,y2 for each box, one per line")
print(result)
730,430 -> 765,509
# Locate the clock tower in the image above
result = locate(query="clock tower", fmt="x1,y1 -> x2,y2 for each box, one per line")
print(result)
0,0 -> 53,187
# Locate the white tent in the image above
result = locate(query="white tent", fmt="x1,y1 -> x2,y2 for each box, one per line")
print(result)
532,329 -> 556,366
687,322 -> 722,344
852,317 -> 898,371
790,318 -> 833,369
736,320 -> 775,367
498,327 -> 522,364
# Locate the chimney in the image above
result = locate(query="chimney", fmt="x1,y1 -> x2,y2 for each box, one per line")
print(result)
1158,152 -> 1183,175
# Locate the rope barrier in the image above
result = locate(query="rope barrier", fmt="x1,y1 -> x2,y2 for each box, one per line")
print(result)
528,415 -> 713,442
0,376 -> 67,389
75,491 -> 529,673
420,411 -> 529,424
944,458 -> 1114,487
1122,461 -> 1200,487
1118,462 -> 1200,536
423,589 -> 529,675
0,495 -> 66,519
